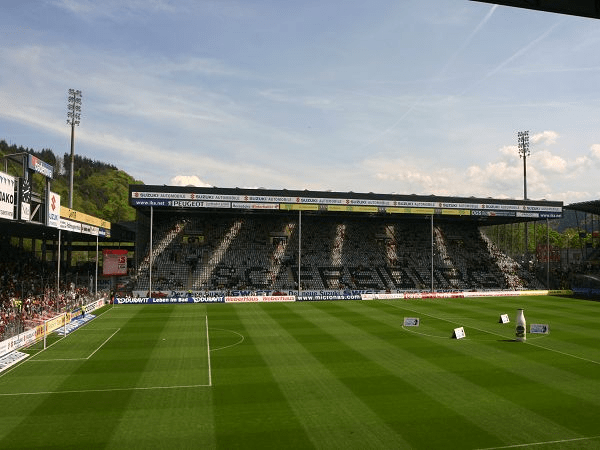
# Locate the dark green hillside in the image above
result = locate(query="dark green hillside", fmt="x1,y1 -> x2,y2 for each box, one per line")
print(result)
0,140 -> 143,223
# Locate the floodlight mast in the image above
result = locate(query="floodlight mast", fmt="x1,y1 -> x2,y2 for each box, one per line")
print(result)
518,130 -> 530,261
67,89 -> 82,209
518,131 -> 529,200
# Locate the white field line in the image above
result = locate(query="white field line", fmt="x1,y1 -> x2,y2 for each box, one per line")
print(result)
86,327 -> 120,359
383,301 -> 600,366
475,434 -> 600,449
206,315 -> 212,387
30,328 -> 121,362
2,310 -> 212,396
209,328 -> 245,351
0,329 -> 69,377
400,325 -> 448,339
0,383 -> 212,397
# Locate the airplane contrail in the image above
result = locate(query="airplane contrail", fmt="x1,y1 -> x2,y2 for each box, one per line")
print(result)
360,5 -> 499,149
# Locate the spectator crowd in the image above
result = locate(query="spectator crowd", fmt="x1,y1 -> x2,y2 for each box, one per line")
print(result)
1,243 -> 96,342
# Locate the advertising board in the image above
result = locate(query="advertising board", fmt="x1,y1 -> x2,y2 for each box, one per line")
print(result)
0,171 -> 15,220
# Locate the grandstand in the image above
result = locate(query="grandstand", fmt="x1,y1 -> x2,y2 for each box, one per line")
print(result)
128,185 -> 562,297
0,153 -> 131,342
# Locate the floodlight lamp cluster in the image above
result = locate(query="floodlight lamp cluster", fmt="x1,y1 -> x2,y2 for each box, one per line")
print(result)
67,89 -> 82,126
517,130 -> 530,158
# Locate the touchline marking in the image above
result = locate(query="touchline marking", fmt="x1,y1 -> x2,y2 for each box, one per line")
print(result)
0,383 -> 212,397
382,301 -> 600,365
525,340 -> 600,366
474,434 -> 600,449
206,315 -> 212,387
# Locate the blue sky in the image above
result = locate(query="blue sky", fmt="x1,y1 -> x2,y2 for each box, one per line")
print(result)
1,0 -> 600,204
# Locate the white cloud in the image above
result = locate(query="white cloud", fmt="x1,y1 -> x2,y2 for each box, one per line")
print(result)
531,130 -> 559,146
547,191 -> 592,203
591,144 -> 600,161
170,176 -> 213,187
46,0 -> 178,20
499,145 -> 518,159
533,149 -> 567,173
362,156 -> 523,199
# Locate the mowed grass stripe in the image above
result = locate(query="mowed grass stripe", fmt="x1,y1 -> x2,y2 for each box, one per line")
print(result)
382,299 -> 600,408
385,296 -> 600,365
308,300 -> 583,447
237,303 -> 411,449
434,295 -> 600,338
105,304 -> 217,450
365,300 -> 600,438
209,304 -> 314,449
0,305 -> 175,448
271,302 -> 499,449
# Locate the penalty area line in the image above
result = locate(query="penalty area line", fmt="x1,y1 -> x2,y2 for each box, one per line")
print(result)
86,328 -> 120,359
475,434 -> 600,449
0,383 -> 212,397
27,328 -> 122,363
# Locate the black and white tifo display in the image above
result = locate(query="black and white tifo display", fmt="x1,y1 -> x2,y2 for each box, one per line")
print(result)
124,185 -> 565,302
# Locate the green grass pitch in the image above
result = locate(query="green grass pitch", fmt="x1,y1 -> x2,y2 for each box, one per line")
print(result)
1,295 -> 599,449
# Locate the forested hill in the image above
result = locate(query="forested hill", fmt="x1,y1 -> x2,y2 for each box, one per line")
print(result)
0,140 -> 143,223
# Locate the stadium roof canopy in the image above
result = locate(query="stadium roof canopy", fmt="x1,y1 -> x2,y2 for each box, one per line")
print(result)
129,185 -> 563,226
565,199 -> 600,216
0,218 -> 134,246
471,0 -> 600,20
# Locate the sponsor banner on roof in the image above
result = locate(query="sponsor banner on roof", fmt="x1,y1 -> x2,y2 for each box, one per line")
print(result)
168,200 -> 230,208
523,205 -> 562,212
386,207 -> 435,215
516,212 -> 539,218
442,209 -> 470,216
130,189 -> 563,215
61,206 -> 111,229
232,202 -> 279,210
27,155 -> 54,178
279,203 -> 319,211
81,224 -> 99,236
47,191 -> 60,228
59,218 -> 82,233
0,171 -> 15,220
327,205 -> 379,213
132,191 -> 243,201
471,210 -> 515,217
131,199 -> 170,207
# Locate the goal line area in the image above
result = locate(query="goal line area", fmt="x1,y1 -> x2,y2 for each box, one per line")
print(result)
0,305 -> 212,396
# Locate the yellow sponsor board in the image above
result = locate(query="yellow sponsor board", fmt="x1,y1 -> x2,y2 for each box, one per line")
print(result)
61,206 -> 111,229
519,290 -> 548,296
327,205 -> 379,213
386,207 -> 435,215
442,209 -> 471,216
46,314 -> 66,333
279,204 -> 319,211
548,289 -> 573,296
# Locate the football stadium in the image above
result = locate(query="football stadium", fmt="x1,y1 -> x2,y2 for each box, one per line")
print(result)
2,2 -> 600,449
2,158 -> 600,449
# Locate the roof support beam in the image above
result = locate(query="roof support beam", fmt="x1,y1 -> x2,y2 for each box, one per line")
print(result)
471,0 -> 600,20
